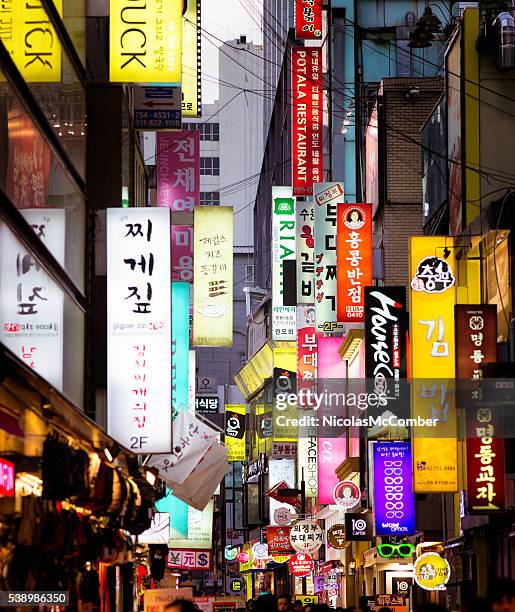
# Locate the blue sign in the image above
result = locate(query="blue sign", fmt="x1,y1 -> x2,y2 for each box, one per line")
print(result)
133,86 -> 181,130
373,442 -> 415,536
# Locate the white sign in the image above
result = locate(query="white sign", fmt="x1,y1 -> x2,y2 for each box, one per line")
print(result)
0,210 -> 65,392
133,85 -> 182,130
197,375 -> 217,394
298,430 -> 318,498
188,350 -> 196,412
170,500 -> 214,549
144,588 -> 193,612
252,542 -> 269,559
274,507 -> 295,526
137,512 -> 170,545
269,458 -> 296,525
106,208 -> 172,453
272,186 -> 297,340
296,198 -> 314,303
289,519 -> 324,554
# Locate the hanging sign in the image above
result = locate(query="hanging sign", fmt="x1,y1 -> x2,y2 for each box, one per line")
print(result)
333,480 -> 361,509
297,306 -> 317,403
110,0 -> 182,83
295,0 -> 322,39
273,508 -> 295,526
313,183 -> 345,333
296,199 -> 315,303
172,282 -> 190,419
267,526 -> 295,554
0,458 -> 15,497
167,549 -> 212,570
252,542 -> 269,560
336,203 -> 372,322
225,404 -> 246,462
106,208 -> 171,453
292,47 -> 323,196
344,512 -> 373,541
455,304 -> 497,379
289,520 -> 323,554
413,553 -> 451,591
133,86 -> 181,130
289,553 -> 314,577
327,524 -> 347,549
172,225 -> 194,282
182,0 -> 202,117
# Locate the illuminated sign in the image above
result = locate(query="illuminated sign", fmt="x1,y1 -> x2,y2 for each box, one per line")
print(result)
182,0 -> 201,116
373,442 -> 415,536
172,282 -> 190,420
110,0 -> 182,83
172,225 -> 193,282
269,459 -> 296,525
0,0 -> 62,82
296,200 -> 314,303
297,428 -> 318,498
106,208 -> 172,453
327,524 -> 346,549
0,458 -> 15,497
290,520 -> 323,554
455,304 -> 497,379
267,526 -> 295,554
170,500 -> 214,549
193,206 -> 233,346
225,404 -> 246,462
332,480 -> 361,509
289,553 -> 314,577
292,47 -> 323,196
295,0 -> 322,39
344,512 -> 373,541
414,553 -> 450,591
167,548 -> 212,570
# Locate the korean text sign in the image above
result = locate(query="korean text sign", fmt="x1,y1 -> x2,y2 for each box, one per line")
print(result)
181,0 -> 201,117
172,225 -> 193,282
337,203 -> 372,322
110,0 -> 182,83
313,183 -> 344,333
157,131 -> 200,211
297,306 -> 317,401
373,442 -> 415,536
455,304 -> 497,379
225,404 -> 246,462
172,282 -> 190,419
292,47 -> 323,196
106,208 -> 171,453
296,199 -> 314,303
193,206 -> 233,346
295,0 -> 322,39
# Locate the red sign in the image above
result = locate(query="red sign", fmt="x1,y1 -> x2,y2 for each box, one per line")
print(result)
267,526 -> 295,554
0,458 -> 14,497
289,552 -> 314,577
157,130 -> 200,211
466,407 -> 505,513
266,481 -> 301,510
295,0 -> 322,39
171,225 -> 193,282
167,548 -> 212,570
292,47 -> 323,196
336,203 -> 372,322
455,305 -> 497,379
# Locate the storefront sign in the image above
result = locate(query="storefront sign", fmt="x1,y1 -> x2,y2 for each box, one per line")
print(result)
313,183 -> 345,333
466,406 -> 505,513
373,442 -> 415,536
272,442 -> 297,459
455,304 -> 497,379
172,282 -> 190,419
157,131 -> 199,211
106,208 -> 171,453
268,458 -> 297,523
336,203 -> 372,322
0,458 -> 15,497
193,206 -> 233,346
296,200 -> 315,302
364,286 -> 407,398
273,508 -> 294,526
229,579 -> 244,594
236,551 -> 249,563
289,520 -> 323,554
317,437 -> 347,504
252,542 -> 268,559
297,306 -> 317,401
225,545 -> 238,561
172,225 -> 193,282
318,336 -> 346,378
292,47 -> 322,196
327,524 -> 346,549
196,396 -> 219,414
170,500 -> 214,549
333,480 -> 361,508
344,512 -> 373,541
298,431 -> 318,498
182,0 -> 201,117
272,187 -> 297,340
0,0 -> 62,82
225,404 -> 246,462
413,552 -> 450,591
0,210 -> 65,393
110,0 -> 182,83
167,549 -> 212,570
133,85 -> 181,129
409,237 -> 458,493
273,368 -> 298,442
144,588 -> 193,612
295,0 -> 322,38
375,594 -> 407,612
289,553 -> 314,577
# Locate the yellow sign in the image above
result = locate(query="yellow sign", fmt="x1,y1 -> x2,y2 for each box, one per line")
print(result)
193,207 -> 233,346
182,0 -> 201,117
414,552 -> 451,591
110,0 -> 182,83
409,237 -> 458,493
296,596 -> 318,606
0,0 -> 62,82
226,404 -> 246,462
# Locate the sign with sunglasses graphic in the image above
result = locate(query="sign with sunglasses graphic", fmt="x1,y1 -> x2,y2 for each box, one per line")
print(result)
373,442 -> 416,536
377,543 -> 415,558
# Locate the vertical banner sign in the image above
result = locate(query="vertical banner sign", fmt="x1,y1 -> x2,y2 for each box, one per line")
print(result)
409,237 -> 458,492
171,225 -> 193,282
172,282 -> 190,419
466,406 -> 505,513
292,47 -> 323,196
110,0 -> 182,83
337,204 -> 372,322
0,211 -> 65,391
298,427 -> 318,498
455,305 -> 497,379
182,0 -> 202,117
157,131 -> 200,211
188,350 -> 196,412
313,183 -> 344,333
0,0 -> 62,82
295,0 -> 322,39
193,207 -> 233,347
296,199 -> 315,303
272,187 -> 297,341
373,442 -> 415,536
107,208 -> 171,454
225,404 -> 246,462
365,287 -> 407,413
297,306 -> 317,402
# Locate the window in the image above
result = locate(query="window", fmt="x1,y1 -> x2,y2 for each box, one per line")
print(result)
200,191 -> 220,206
245,264 -> 254,285
200,157 -> 220,175
182,123 -> 219,140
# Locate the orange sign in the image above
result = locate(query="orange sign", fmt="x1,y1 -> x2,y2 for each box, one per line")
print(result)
336,203 -> 373,322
